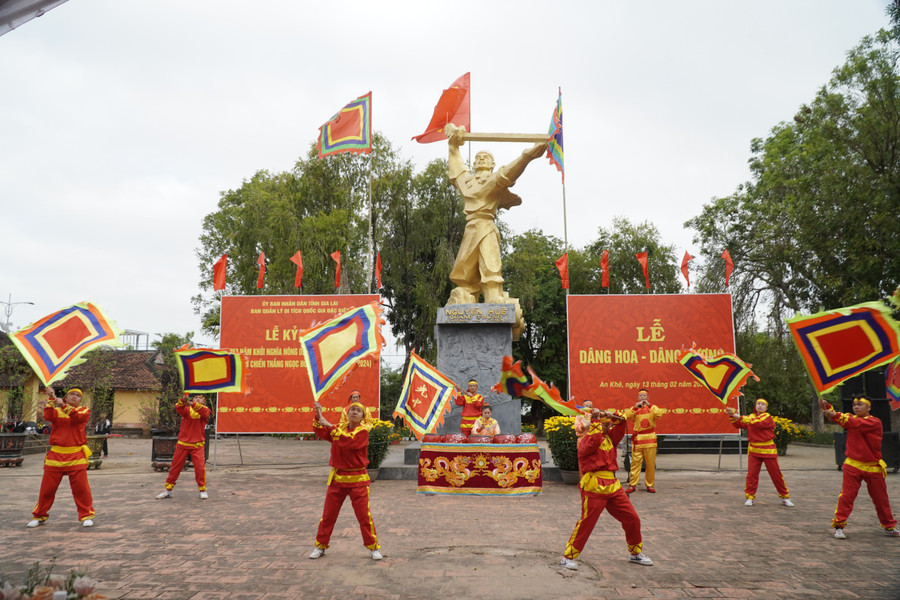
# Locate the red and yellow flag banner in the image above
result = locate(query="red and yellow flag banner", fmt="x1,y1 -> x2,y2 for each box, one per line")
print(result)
393,350 -> 457,440
9,302 -> 124,386
298,301 -> 385,402
175,345 -> 248,393
787,301 -> 900,395
492,355 -> 578,416
317,92 -> 373,158
677,346 -> 759,406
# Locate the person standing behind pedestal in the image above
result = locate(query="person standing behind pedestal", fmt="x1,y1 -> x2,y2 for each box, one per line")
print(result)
27,387 -> 95,528
622,389 -> 665,494
560,408 -> 653,570
472,404 -> 500,436
156,394 -> 210,500
819,395 -> 898,539
309,399 -> 382,561
456,379 -> 484,436
726,399 -> 793,507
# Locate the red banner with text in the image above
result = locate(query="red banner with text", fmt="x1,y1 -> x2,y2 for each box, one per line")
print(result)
217,295 -> 380,433
567,294 -> 736,435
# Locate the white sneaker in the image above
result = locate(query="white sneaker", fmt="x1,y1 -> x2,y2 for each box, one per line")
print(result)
156,490 -> 172,499
884,528 -> 900,537
781,498 -> 795,507
744,498 -> 754,506
309,547 -> 324,559
199,491 -> 209,499
834,528 -> 846,539
629,553 -> 653,566
82,519 -> 94,527
370,549 -> 383,561
559,557 -> 578,570
26,519 -> 43,528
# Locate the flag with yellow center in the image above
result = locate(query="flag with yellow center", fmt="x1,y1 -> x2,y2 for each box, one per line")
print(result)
677,346 -> 759,405
174,345 -> 248,393
393,350 -> 458,440
298,301 -> 385,402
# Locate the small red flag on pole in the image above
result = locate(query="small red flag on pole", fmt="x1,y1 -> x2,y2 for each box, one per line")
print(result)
213,254 -> 227,291
331,251 -> 342,289
256,252 -> 266,290
375,252 -> 382,290
601,250 -> 609,288
681,251 -> 694,288
722,249 -> 734,287
635,252 -> 650,289
290,251 -> 303,288
555,253 -> 569,290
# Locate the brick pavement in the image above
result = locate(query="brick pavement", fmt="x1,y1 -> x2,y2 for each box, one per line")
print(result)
1,437 -> 899,600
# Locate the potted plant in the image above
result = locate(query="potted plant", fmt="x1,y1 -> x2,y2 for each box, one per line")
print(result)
544,415 -> 580,483
366,419 -> 394,479
772,416 -> 812,455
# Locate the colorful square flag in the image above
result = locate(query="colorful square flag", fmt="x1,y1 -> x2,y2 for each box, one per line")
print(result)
175,345 -> 248,393
317,92 -> 373,158
546,87 -> 564,181
492,356 -> 579,416
9,302 -> 124,386
787,301 -> 900,394
393,350 -> 457,440
298,301 -> 385,402
677,347 -> 759,405
886,358 -> 900,411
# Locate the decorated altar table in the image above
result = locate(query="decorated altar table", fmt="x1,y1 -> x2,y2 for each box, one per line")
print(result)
416,442 -> 542,495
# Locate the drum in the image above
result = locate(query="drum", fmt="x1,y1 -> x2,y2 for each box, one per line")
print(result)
422,434 -> 443,443
466,435 -> 493,444
516,433 -> 537,444
493,434 -> 518,444
441,433 -> 468,443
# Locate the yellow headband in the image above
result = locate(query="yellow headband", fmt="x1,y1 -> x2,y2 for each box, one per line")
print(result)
756,399 -> 768,407
66,387 -> 84,396
853,397 -> 871,406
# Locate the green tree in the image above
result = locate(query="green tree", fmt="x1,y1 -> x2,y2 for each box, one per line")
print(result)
379,159 -> 464,364
150,332 -> 195,433
0,335 -> 30,421
584,217 -> 682,295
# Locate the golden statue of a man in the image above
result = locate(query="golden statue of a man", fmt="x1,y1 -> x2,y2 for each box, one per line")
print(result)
445,125 -> 547,314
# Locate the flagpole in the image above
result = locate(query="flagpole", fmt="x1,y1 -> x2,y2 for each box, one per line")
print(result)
562,181 -> 568,296
366,153 -> 374,294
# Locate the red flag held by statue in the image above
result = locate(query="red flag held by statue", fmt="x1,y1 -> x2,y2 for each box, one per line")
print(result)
412,73 -> 471,144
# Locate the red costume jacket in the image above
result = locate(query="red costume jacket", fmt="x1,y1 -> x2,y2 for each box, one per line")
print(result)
314,421 -> 371,487
455,393 -> 484,419
730,412 -> 777,456
577,419 -> 626,495
176,399 -> 210,445
43,402 -> 91,471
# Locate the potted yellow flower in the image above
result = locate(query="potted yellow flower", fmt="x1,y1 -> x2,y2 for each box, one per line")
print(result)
772,416 -> 812,455
366,419 -> 395,478
544,415 -> 580,483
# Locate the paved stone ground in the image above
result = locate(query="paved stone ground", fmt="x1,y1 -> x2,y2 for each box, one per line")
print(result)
1,437 -> 899,600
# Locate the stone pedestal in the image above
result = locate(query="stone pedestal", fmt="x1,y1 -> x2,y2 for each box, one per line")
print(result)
435,303 -> 520,436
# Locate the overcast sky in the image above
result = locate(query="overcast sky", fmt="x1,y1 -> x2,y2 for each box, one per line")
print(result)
1,0 -> 892,363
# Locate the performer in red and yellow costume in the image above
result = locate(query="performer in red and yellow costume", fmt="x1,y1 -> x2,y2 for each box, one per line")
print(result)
455,379 -> 484,436
725,398 -> 793,507
560,407 -> 653,570
574,401 -> 593,437
622,389 -> 665,494
309,397 -> 382,561
156,394 -> 211,500
27,387 -> 95,528
819,395 -> 898,539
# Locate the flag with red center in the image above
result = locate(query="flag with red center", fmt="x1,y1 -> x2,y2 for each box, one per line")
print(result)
9,302 -> 124,386
393,350 -> 458,440
787,301 -> 900,395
